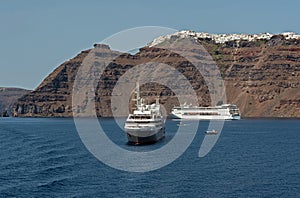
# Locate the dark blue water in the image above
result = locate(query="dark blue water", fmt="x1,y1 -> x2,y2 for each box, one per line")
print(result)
0,118 -> 299,197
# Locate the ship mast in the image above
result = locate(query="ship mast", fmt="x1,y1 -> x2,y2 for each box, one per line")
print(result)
135,82 -> 140,107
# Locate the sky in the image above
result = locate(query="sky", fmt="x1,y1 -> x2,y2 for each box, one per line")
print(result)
1,0 -> 300,90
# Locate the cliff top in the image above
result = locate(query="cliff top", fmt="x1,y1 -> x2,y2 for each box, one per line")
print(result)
148,30 -> 300,46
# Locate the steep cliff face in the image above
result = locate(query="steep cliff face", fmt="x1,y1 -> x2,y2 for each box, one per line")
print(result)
11,35 -> 300,118
0,88 -> 30,116
201,36 -> 300,117
11,49 -> 90,117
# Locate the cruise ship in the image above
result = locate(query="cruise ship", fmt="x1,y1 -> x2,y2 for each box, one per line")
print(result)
124,83 -> 165,145
170,104 -> 241,120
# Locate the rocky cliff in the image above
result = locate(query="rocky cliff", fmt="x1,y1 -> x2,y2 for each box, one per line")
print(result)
0,88 -> 30,116
11,34 -> 300,118
11,49 -> 90,117
202,35 -> 300,117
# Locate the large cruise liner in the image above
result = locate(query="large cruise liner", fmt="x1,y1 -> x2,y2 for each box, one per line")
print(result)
170,104 -> 241,120
124,83 -> 165,145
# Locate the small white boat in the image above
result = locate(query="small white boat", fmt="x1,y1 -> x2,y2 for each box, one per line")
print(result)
205,129 -> 218,135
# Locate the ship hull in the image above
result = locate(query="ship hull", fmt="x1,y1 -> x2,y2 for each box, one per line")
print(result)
126,128 -> 165,145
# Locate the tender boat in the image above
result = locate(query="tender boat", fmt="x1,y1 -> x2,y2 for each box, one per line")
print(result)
205,129 -> 218,135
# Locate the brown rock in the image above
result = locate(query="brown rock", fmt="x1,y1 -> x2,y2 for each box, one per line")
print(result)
11,36 -> 300,118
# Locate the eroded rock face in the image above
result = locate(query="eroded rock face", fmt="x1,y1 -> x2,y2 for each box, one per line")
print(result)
11,36 -> 300,118
0,88 -> 30,116
206,37 -> 300,118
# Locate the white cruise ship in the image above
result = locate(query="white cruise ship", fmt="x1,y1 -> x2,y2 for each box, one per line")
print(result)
170,104 -> 241,120
124,83 -> 165,145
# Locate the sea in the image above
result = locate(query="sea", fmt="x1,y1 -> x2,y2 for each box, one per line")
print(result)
0,118 -> 299,197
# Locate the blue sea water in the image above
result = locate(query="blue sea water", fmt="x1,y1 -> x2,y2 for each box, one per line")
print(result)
0,118 -> 299,197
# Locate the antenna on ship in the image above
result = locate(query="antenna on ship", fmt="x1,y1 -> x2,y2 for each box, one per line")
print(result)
135,81 -> 140,107
156,97 -> 159,105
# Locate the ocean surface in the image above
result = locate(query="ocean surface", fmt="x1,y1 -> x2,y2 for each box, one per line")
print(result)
0,118 -> 299,197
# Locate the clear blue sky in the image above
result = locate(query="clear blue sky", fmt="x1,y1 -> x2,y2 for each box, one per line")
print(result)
1,0 -> 299,90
